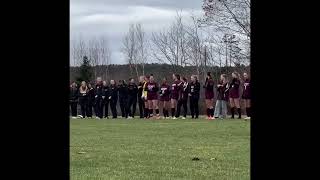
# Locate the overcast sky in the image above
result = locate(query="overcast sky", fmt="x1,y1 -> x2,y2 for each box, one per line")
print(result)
70,0 -> 203,64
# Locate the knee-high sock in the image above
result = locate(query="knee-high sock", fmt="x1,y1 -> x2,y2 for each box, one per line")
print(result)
171,108 -> 175,117
210,108 -> 214,117
246,107 -> 251,117
237,108 -> 241,118
231,107 -> 235,118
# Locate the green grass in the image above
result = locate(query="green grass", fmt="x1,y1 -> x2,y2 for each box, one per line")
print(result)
70,118 -> 250,180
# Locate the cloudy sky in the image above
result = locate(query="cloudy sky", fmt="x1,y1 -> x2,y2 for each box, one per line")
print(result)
70,0 -> 203,64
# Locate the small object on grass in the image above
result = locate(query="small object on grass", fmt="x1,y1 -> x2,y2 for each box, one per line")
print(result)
192,157 -> 200,161
77,151 -> 86,154
210,157 -> 217,160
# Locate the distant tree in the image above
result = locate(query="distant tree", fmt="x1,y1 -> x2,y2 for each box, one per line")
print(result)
76,56 -> 93,84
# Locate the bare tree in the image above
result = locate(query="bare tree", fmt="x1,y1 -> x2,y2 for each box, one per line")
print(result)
135,23 -> 148,76
122,24 -> 138,79
151,12 -> 189,72
199,0 -> 250,64
71,35 -> 88,67
98,36 -> 112,80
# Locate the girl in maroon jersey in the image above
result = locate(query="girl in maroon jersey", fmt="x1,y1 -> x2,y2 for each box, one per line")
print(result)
159,77 -> 171,119
145,74 -> 160,119
203,72 -> 215,120
171,74 -> 182,119
242,72 -> 251,120
229,72 -> 241,119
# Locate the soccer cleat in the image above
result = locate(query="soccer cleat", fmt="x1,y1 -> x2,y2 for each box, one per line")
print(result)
71,116 -> 77,119
172,117 -> 177,120
127,117 -> 133,119
182,117 -> 186,120
78,115 -> 83,118
244,117 -> 251,120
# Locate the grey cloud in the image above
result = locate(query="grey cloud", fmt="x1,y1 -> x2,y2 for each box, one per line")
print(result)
70,0 -> 203,64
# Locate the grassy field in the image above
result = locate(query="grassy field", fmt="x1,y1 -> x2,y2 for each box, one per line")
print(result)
70,118 -> 250,180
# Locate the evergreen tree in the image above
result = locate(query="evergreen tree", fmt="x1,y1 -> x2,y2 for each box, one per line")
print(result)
76,56 -> 93,84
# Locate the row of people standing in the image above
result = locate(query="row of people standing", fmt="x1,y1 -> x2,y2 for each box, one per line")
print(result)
69,71 -> 251,120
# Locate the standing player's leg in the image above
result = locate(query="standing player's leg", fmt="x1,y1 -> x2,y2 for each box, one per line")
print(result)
98,99 -> 104,119
164,100 -> 169,118
80,99 -> 87,118
144,100 -> 149,118
176,99 -> 182,118
148,100 -> 153,118
234,98 -> 241,119
229,98 -> 235,119
132,97 -> 137,118
182,99 -> 187,119
171,99 -> 177,118
194,97 -> 199,119
205,99 -> 211,119
214,100 -> 221,118
159,100 -> 164,117
71,102 -> 77,118
153,99 -> 160,119
126,96 -> 132,118
190,98 -> 195,118
210,99 -> 215,119
245,99 -> 251,119
221,100 -> 228,119
138,97 -> 144,118
111,99 -> 117,119
104,100 -> 109,118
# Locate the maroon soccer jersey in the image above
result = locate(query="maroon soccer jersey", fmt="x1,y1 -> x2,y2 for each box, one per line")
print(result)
159,83 -> 170,101
204,78 -> 214,99
145,82 -> 159,100
171,80 -> 182,100
242,79 -> 251,99
229,78 -> 240,98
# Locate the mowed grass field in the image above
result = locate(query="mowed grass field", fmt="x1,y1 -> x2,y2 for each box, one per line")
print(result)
70,118 -> 250,180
